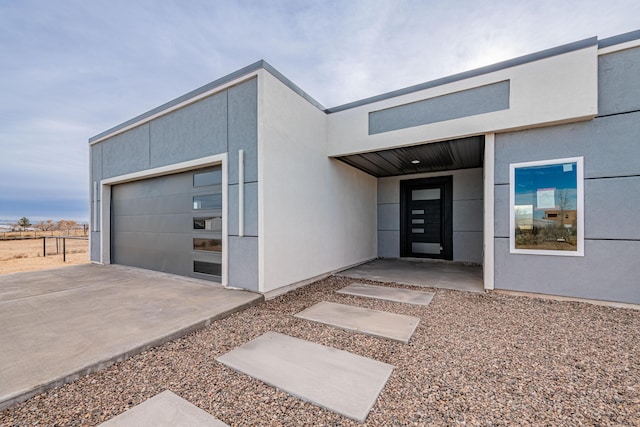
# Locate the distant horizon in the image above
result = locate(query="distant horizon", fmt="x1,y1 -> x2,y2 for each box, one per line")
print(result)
0,197 -> 88,224
0,216 -> 89,225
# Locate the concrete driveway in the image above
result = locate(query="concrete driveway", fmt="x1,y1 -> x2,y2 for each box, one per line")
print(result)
0,264 -> 262,410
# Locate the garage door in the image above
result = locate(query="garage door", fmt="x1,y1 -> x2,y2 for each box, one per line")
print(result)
111,166 -> 223,282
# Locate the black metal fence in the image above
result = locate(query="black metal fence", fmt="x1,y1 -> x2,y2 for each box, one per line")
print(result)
42,236 -> 89,262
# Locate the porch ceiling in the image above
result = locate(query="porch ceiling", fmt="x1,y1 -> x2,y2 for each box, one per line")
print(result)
336,135 -> 484,177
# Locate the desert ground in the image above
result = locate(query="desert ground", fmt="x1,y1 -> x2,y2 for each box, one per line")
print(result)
0,238 -> 89,275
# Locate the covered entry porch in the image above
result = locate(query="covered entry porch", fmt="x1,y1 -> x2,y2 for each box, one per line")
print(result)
338,258 -> 483,293
336,134 -> 493,291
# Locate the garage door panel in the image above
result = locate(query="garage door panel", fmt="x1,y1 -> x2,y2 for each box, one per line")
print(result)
111,166 -> 222,282
112,194 -> 193,216
113,246 -> 192,277
112,174 -> 194,200
113,232 -> 192,275
112,213 -> 193,233
113,230 -> 190,249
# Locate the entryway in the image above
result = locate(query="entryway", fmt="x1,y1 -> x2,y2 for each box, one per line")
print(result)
400,176 -> 453,259
337,258 -> 484,293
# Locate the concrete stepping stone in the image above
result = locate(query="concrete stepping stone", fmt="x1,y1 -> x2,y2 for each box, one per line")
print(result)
99,390 -> 228,427
338,282 -> 435,306
216,331 -> 393,423
294,301 -> 419,343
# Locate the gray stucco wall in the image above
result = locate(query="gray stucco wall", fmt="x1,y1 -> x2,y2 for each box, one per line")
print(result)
89,78 -> 258,291
598,45 -> 640,116
493,46 -> 640,303
377,168 -> 483,263
369,80 -> 509,134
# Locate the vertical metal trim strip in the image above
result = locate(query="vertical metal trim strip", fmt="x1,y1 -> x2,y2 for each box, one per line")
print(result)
238,149 -> 245,237
93,181 -> 98,231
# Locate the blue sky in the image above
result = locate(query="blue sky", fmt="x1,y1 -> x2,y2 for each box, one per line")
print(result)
0,0 -> 638,223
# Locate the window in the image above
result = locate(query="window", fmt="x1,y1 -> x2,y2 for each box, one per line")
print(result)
193,194 -> 221,210
510,157 -> 583,256
193,238 -> 222,252
191,166 -> 223,282
193,170 -> 221,187
193,217 -> 222,231
193,261 -> 221,276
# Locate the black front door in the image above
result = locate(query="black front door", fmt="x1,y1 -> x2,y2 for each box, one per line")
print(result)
400,176 -> 453,260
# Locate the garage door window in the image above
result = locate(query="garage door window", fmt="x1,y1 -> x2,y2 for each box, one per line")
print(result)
193,217 -> 222,231
193,170 -> 222,187
193,194 -> 221,210
193,261 -> 221,276
192,166 -> 223,281
193,238 -> 222,252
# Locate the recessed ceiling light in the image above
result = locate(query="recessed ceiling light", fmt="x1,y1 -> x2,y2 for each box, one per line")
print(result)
411,159 -> 420,164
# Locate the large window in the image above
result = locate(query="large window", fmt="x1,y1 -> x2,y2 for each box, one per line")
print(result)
510,157 -> 584,256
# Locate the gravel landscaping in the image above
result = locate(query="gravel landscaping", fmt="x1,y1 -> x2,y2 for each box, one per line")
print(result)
1,276 -> 639,426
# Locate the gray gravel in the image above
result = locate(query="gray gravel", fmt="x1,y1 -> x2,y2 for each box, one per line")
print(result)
1,276 -> 639,426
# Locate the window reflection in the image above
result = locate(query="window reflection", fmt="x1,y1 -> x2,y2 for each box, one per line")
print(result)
513,161 -> 579,252
193,238 -> 222,252
193,217 -> 222,231
193,194 -> 221,210
193,261 -> 221,276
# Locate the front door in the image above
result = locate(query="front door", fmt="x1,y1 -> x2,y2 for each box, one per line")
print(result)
400,176 -> 453,259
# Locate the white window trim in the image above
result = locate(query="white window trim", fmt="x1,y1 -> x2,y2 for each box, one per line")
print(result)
509,156 -> 584,257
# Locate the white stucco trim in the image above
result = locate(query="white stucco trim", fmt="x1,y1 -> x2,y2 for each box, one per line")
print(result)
90,75 -> 260,145
92,181 -> 98,231
99,184 -> 110,264
99,153 -> 229,286
256,70 -> 266,292
88,146 -> 96,263
483,133 -> 495,290
598,39 -> 640,55
509,157 -> 584,257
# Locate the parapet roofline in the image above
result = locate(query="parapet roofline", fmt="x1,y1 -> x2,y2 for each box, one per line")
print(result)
326,36 -> 597,113
90,59 -> 326,143
598,28 -> 640,49
326,30 -> 639,114
89,60 -> 306,143
90,30 -> 639,143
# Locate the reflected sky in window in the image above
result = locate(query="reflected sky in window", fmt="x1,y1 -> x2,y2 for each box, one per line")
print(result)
515,162 -> 577,220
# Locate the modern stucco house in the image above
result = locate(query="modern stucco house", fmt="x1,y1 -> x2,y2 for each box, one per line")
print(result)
89,29 -> 640,304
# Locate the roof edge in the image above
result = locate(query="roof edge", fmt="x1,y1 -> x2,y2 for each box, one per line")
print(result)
90,60 -> 328,143
598,29 -> 640,49
89,60 -> 268,143
326,36 -> 598,114
260,62 -> 327,112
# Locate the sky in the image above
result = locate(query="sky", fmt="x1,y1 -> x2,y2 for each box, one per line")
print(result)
0,0 -> 638,223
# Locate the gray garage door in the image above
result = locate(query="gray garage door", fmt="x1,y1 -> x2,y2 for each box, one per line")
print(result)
111,166 -> 223,282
